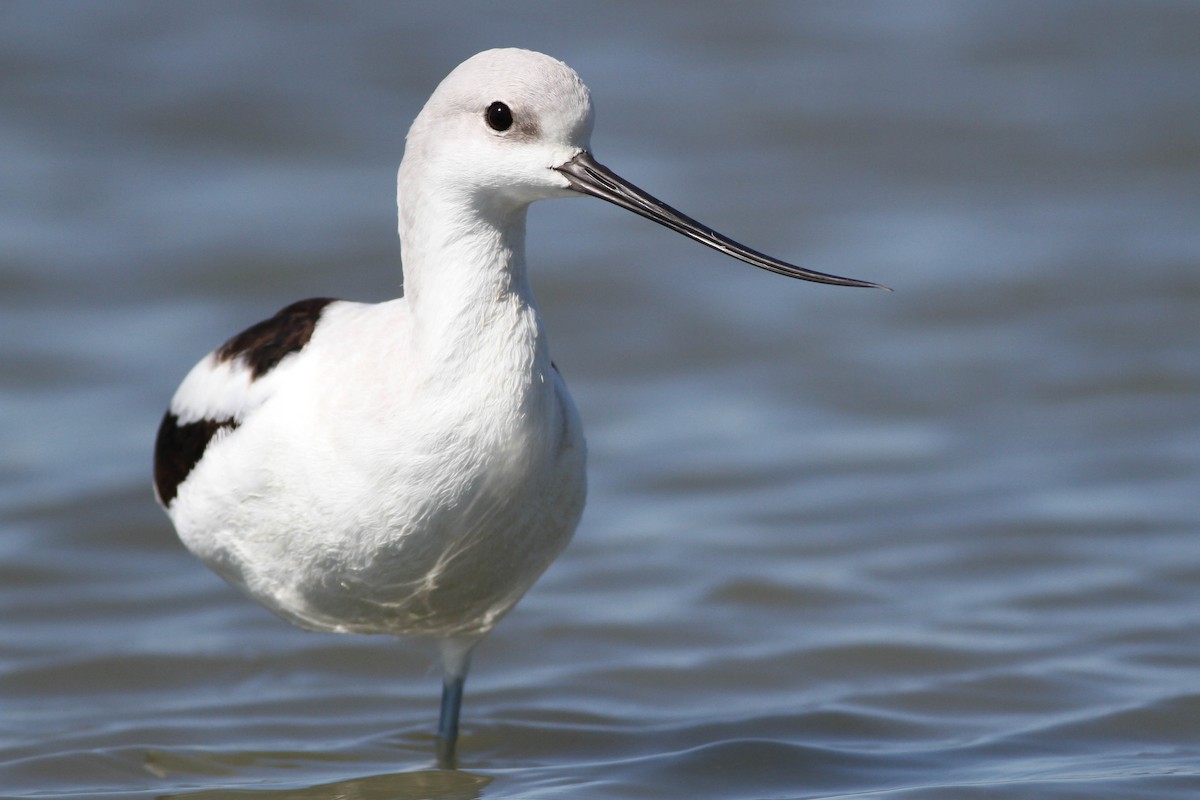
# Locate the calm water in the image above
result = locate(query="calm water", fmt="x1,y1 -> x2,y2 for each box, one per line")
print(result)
2,2 -> 1198,798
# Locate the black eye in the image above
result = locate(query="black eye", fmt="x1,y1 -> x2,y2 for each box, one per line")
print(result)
486,101 -> 513,132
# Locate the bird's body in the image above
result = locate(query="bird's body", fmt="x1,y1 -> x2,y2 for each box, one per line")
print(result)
159,295 -> 584,641
155,48 -> 883,766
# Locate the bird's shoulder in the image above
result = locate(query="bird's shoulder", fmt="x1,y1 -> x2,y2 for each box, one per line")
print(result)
213,296 -> 339,380
153,297 -> 340,506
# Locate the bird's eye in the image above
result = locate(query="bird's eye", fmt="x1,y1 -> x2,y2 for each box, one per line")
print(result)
486,101 -> 513,132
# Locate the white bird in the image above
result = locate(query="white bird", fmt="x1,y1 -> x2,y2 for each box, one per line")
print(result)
153,48 -> 885,767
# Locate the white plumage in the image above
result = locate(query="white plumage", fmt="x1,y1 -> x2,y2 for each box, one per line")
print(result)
167,298 -> 585,638
155,48 -> 883,766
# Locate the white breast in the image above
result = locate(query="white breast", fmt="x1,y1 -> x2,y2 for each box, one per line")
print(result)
167,298 -> 587,639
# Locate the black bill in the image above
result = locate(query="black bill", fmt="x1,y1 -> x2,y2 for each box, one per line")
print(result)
555,150 -> 889,290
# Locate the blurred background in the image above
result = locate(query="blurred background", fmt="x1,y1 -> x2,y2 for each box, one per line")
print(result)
2,2 -> 1197,798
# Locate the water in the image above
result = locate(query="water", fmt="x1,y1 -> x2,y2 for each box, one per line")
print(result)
2,2 -> 1198,797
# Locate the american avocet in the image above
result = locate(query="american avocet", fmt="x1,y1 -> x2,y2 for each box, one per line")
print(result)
153,48 -> 886,767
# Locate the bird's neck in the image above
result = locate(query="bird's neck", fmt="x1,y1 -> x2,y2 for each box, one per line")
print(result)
398,182 -> 546,370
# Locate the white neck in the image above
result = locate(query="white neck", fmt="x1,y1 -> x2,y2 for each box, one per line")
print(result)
397,165 -> 546,372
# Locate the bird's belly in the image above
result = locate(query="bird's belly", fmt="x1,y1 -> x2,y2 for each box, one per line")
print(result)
172,382 -> 587,640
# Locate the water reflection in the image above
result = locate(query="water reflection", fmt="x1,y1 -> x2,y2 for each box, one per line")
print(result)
152,757 -> 490,800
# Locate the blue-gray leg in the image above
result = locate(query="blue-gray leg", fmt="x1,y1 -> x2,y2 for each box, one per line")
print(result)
435,636 -> 476,768
436,672 -> 466,768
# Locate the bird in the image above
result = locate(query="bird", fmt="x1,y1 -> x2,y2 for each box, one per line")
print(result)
153,48 -> 886,768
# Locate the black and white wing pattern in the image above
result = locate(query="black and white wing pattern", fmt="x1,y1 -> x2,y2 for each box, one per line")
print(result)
153,297 -> 337,506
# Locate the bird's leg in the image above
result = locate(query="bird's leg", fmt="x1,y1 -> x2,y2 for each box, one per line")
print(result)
435,636 -> 476,769
436,672 -> 466,768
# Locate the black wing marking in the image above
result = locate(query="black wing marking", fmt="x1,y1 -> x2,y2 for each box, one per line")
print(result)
155,296 -> 337,506
216,297 -> 337,380
154,412 -> 238,506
